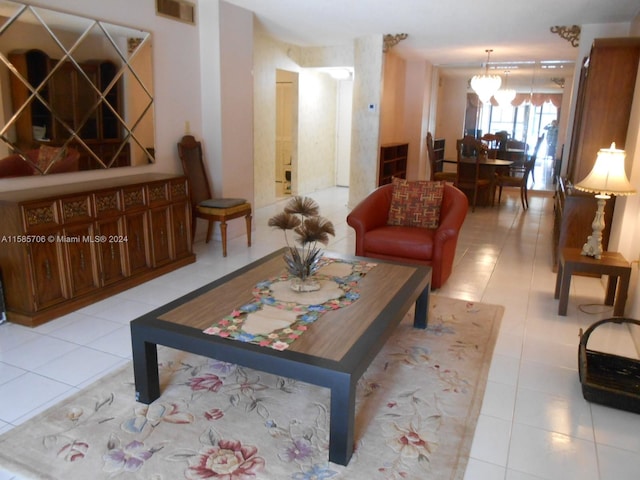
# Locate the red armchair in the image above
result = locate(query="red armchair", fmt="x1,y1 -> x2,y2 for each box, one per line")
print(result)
346,182 -> 468,289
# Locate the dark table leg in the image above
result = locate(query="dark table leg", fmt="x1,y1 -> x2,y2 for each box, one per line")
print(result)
413,286 -> 429,328
328,374 -> 356,465
557,262 -> 571,316
554,258 -> 564,300
131,328 -> 160,404
604,276 -> 618,307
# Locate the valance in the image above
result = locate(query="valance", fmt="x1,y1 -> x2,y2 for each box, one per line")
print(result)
468,92 -> 563,108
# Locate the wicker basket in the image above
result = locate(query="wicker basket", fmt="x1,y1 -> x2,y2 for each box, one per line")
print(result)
579,317 -> 640,413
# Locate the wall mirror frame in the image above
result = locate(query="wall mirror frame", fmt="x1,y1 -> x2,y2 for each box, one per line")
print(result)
0,0 -> 155,178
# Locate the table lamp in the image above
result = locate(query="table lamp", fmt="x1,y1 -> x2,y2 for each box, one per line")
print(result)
574,143 -> 636,259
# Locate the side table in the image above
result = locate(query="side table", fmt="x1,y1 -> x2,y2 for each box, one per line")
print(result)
554,248 -> 631,316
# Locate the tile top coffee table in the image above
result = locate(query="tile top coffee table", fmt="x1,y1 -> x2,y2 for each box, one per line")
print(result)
130,248 -> 431,465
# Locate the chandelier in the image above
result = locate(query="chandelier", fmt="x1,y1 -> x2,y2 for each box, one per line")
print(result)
470,49 -> 502,103
494,71 -> 516,106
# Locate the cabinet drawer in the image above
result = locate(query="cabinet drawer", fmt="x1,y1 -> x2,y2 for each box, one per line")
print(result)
94,190 -> 123,218
122,185 -> 147,211
22,200 -> 60,231
61,195 -> 93,224
170,178 -> 188,201
147,181 -> 170,206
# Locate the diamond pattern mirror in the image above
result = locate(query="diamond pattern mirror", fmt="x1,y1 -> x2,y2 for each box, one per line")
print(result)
0,0 -> 155,177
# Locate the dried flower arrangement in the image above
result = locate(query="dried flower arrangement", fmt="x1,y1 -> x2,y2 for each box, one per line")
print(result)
268,196 -> 335,291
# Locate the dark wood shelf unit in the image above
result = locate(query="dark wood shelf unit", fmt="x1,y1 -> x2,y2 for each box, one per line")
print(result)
378,142 -> 409,186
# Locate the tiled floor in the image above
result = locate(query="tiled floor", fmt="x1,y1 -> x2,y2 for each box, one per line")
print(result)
1,183 -> 640,479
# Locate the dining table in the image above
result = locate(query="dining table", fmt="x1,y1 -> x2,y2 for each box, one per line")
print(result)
442,157 -> 513,206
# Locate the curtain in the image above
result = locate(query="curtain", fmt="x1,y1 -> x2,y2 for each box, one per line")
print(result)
468,92 -> 563,108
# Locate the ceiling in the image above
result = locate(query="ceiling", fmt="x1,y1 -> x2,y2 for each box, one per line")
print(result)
223,0 -> 640,92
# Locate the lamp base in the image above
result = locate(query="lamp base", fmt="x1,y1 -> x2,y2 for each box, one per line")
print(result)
580,194 -> 609,260
581,235 -> 603,259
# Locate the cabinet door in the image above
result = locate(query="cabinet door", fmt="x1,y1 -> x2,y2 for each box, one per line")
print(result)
27,238 -> 67,310
96,217 -> 126,286
64,224 -> 99,297
149,206 -> 172,267
172,202 -> 191,259
125,211 -> 150,275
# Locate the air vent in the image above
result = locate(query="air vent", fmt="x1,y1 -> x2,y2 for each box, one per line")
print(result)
156,0 -> 195,25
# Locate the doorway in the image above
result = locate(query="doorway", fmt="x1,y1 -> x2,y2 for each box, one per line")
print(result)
275,70 -> 298,197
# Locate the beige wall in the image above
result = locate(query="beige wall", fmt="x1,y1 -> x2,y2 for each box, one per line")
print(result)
435,75 -> 468,168
252,25 -> 345,208
348,35 -> 384,208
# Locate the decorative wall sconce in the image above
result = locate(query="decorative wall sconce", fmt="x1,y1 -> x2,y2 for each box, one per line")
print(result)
128,37 -> 143,54
550,25 -> 581,47
383,33 -> 408,52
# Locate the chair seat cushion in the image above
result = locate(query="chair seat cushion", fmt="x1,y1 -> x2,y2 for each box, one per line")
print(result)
387,178 -> 444,228
364,225 -> 435,261
199,198 -> 247,208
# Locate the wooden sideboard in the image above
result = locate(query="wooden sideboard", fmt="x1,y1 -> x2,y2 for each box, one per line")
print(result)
0,174 -> 195,326
552,177 -> 614,271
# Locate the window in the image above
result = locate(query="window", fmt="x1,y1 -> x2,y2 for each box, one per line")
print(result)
474,98 -> 558,157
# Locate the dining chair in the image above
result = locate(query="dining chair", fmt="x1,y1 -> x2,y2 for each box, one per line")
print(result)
480,133 -> 500,159
495,156 -> 536,209
528,134 -> 545,183
427,132 -> 456,182
454,136 -> 492,212
494,137 -> 543,210
178,134 -> 252,257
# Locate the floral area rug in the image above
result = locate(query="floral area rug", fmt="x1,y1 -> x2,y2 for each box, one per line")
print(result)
0,295 -> 503,480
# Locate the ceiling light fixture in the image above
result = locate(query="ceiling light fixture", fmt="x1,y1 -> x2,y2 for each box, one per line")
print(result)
494,71 -> 516,107
470,49 -> 502,103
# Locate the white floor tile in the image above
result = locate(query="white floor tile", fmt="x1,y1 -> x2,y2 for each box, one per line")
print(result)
463,457 -> 506,479
591,403 -> 640,453
480,380 -> 517,421
0,372 -> 73,423
469,414 -> 512,467
0,335 -> 77,370
507,423 -> 599,480
87,325 -> 133,358
0,363 -> 26,386
46,314 -> 122,345
513,387 -> 594,440
33,347 -> 125,386
597,443 -> 640,480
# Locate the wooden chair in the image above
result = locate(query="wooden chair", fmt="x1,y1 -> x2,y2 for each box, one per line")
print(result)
427,132 -> 456,182
494,135 -> 542,210
454,136 -> 492,212
480,133 -> 500,159
177,135 -> 252,257
495,156 -> 536,209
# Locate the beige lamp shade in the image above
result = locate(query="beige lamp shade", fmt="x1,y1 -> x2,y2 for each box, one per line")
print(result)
574,143 -> 636,196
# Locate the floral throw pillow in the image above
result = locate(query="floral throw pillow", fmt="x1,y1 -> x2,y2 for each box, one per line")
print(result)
387,177 -> 444,228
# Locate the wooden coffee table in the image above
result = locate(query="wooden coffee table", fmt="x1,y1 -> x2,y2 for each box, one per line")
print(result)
130,248 -> 431,465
